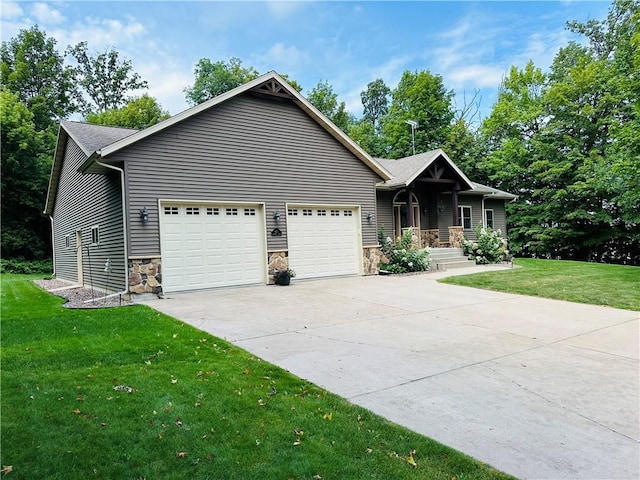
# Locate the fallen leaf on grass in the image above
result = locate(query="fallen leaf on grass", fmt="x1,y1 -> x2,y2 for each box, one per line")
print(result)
322,412 -> 333,420
170,378 -> 178,384
175,418 -> 183,427
1,465 -> 13,475
407,450 -> 417,467
72,409 -> 81,415
176,452 -> 187,458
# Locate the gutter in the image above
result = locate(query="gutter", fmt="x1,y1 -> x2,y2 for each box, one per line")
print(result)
94,158 -> 129,295
49,215 -> 55,276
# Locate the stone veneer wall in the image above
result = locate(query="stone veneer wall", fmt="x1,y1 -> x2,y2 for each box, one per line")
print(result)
421,229 -> 440,248
448,226 -> 465,248
129,258 -> 162,294
363,246 -> 385,275
267,251 -> 289,285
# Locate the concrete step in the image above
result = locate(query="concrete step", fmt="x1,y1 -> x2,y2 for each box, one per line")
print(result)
427,247 -> 472,271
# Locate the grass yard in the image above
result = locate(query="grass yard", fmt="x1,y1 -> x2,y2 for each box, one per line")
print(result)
1,274 -> 513,480
440,258 -> 640,311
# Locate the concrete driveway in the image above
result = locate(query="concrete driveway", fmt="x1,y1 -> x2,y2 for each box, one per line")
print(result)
140,267 -> 639,479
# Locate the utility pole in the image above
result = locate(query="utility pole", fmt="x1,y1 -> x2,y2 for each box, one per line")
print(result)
405,120 -> 418,155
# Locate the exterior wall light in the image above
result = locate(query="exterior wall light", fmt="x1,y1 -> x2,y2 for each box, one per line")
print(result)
139,207 -> 149,223
273,210 -> 281,222
367,211 -> 375,223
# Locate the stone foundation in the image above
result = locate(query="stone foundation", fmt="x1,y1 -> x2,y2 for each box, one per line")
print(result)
363,246 -> 385,275
129,258 -> 162,294
421,229 -> 440,248
267,251 -> 289,284
448,226 -> 465,248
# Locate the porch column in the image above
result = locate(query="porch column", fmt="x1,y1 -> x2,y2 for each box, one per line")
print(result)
451,189 -> 459,226
408,186 -> 414,227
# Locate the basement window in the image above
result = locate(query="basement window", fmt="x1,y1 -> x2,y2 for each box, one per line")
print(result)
91,225 -> 100,245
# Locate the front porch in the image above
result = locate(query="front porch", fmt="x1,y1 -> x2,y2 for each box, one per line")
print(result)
401,225 -> 465,249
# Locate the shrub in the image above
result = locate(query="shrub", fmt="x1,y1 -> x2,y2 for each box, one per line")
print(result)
463,226 -> 508,265
379,228 -> 431,274
0,258 -> 53,274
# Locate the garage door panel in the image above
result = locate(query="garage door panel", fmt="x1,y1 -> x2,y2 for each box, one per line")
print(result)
160,203 -> 265,292
287,206 -> 360,280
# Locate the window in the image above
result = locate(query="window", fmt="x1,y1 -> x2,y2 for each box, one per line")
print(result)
164,206 -> 179,215
485,209 -> 494,229
343,210 -> 353,217
330,210 -> 340,216
244,208 -> 256,216
226,208 -> 238,216
65,234 -> 71,249
288,209 -> 298,216
302,209 -> 312,216
317,209 -> 326,216
186,207 -> 200,215
458,206 -> 472,230
207,207 -> 219,216
91,226 -> 100,245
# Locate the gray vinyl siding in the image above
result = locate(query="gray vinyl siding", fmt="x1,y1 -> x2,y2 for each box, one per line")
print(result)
51,137 -> 125,292
375,191 -> 394,240
485,199 -> 508,236
112,94 -> 381,256
456,196 -> 482,240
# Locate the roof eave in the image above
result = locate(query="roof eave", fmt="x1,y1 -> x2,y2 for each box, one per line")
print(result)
43,124 -> 68,215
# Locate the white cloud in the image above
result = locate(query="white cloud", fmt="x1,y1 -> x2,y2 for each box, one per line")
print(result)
51,16 -> 146,50
1,2 -> 23,19
447,64 -> 505,89
138,60 -> 192,115
31,2 -> 65,25
261,42 -> 309,69
265,1 -> 307,19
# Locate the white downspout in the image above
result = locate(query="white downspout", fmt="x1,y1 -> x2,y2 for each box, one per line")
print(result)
481,196 -> 486,227
49,215 -> 56,276
95,159 -> 129,294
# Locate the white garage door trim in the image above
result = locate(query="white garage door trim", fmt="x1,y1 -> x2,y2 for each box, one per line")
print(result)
286,203 -> 363,280
159,200 -> 267,293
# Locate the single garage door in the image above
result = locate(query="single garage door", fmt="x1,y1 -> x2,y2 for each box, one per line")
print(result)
286,206 -> 361,279
160,203 -> 265,292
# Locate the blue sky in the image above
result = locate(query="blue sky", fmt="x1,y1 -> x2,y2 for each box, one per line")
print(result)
1,1 -> 610,121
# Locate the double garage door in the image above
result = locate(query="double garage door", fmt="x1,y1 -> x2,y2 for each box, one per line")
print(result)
159,202 -> 361,292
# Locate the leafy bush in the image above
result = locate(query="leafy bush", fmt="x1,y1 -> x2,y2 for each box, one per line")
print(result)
0,258 -> 53,274
463,226 -> 508,264
379,228 -> 431,274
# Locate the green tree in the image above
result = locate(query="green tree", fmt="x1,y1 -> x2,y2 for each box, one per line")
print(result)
382,70 -> 454,158
68,42 -> 148,113
307,80 -> 354,132
361,78 -> 390,131
184,57 -> 259,105
86,94 -> 170,129
0,25 -> 77,130
0,89 -> 50,259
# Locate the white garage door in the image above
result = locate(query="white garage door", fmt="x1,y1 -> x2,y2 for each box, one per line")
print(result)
286,206 -> 360,279
160,203 -> 265,292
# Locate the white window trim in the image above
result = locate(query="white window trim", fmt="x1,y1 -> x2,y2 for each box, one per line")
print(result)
65,234 -> 71,249
458,206 -> 472,230
484,209 -> 494,229
90,225 -> 100,246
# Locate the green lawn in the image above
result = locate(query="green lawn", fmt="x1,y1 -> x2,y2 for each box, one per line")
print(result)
1,274 -> 512,480
440,258 -> 640,311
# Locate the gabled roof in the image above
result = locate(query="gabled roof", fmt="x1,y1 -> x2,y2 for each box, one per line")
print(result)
375,149 -> 474,191
94,71 -> 392,181
463,182 -> 518,200
44,121 -> 137,214
44,71 -> 393,215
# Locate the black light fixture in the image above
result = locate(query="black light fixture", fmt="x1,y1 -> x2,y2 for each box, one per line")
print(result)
273,210 -> 281,222
367,211 -> 375,223
139,207 -> 149,223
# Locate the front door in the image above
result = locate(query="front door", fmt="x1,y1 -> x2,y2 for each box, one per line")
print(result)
393,191 -> 420,239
